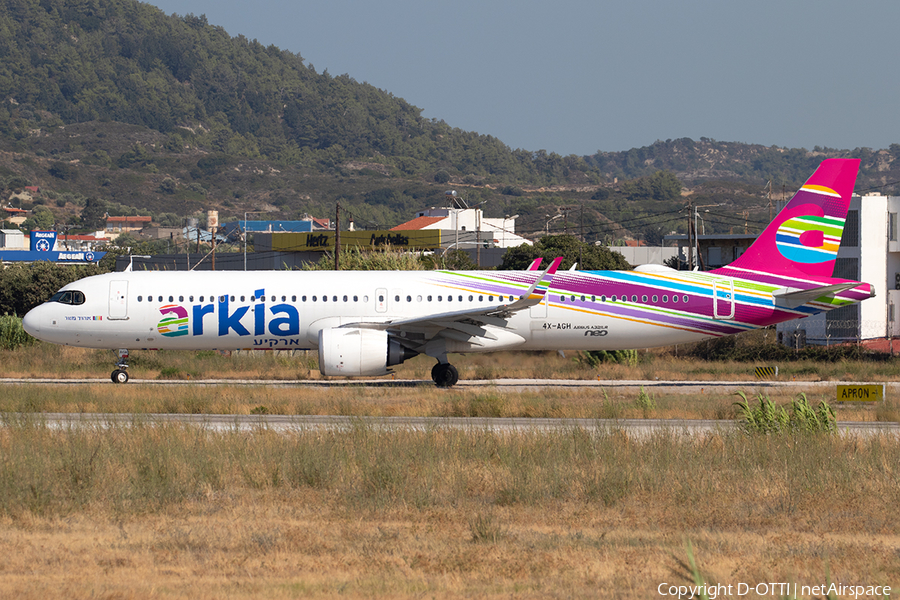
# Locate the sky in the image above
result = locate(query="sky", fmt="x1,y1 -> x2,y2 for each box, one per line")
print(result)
147,0 -> 900,157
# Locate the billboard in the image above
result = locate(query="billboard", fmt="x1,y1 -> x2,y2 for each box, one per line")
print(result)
270,230 -> 442,252
30,230 -> 58,252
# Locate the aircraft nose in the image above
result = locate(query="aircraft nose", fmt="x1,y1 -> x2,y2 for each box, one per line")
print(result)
22,307 -> 41,337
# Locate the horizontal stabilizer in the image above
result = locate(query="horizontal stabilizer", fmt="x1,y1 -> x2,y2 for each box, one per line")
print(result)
773,282 -> 859,308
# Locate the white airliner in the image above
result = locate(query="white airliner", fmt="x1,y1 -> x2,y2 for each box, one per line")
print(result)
23,159 -> 874,387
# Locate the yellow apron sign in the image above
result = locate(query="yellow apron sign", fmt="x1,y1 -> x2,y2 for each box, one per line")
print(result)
836,384 -> 885,402
271,230 -> 443,251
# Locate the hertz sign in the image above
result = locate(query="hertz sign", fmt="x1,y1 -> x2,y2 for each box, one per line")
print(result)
271,230 -> 442,252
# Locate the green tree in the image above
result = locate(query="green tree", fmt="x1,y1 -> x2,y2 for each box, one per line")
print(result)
23,206 -> 55,231
423,249 -> 478,270
499,235 -> 632,271
81,197 -> 109,230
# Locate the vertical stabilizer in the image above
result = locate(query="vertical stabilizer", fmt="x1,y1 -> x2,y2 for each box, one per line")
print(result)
723,158 -> 860,279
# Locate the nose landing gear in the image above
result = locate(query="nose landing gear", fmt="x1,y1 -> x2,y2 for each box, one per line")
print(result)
111,349 -> 130,384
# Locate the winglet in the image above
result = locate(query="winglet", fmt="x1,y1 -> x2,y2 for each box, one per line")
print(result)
527,256 -> 563,301
527,258 -> 543,271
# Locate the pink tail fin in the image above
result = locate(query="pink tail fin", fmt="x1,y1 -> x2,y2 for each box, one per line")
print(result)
725,158 -> 860,279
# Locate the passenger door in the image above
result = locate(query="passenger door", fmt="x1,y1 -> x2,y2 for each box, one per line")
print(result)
108,281 -> 129,320
712,279 -> 735,320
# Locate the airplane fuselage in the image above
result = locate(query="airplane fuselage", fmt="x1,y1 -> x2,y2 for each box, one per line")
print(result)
23,265 -> 862,354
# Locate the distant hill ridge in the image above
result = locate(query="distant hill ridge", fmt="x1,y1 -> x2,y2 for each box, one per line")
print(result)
588,138 -> 900,192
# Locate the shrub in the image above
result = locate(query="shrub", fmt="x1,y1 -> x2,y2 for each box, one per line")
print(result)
734,392 -> 835,434
0,315 -> 34,350
580,349 -> 637,367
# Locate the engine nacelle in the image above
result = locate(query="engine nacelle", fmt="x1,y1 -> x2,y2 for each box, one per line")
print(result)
317,328 -> 418,376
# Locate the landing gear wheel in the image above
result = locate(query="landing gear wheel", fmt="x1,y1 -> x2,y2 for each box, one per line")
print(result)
431,363 -> 459,388
111,369 -> 129,384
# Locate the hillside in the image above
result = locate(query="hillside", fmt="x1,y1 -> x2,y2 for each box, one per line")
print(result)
0,0 -> 897,247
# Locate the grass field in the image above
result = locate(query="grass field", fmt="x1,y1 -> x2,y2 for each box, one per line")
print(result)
1,380 -> 897,424
3,341 -> 900,384
0,422 -> 897,599
1,341 -> 899,598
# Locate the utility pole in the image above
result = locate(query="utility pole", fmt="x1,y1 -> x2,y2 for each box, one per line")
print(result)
334,202 -> 341,271
580,204 -> 584,242
476,207 -> 481,268
686,198 -> 694,271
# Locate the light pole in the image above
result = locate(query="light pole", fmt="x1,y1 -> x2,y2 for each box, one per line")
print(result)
692,204 -> 721,271
502,214 -> 519,248
545,214 -> 563,235
243,211 -> 267,271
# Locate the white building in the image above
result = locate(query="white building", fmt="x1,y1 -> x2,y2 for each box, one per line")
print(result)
608,245 -> 679,266
777,193 -> 900,345
392,205 -> 532,249
0,229 -> 25,249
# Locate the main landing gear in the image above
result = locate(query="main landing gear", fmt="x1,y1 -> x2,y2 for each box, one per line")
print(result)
431,362 -> 459,388
111,348 -> 129,384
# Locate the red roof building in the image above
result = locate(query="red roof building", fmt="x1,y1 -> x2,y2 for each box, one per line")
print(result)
391,216 -> 445,231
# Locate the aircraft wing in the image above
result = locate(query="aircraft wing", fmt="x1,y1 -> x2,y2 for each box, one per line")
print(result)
341,257 -> 563,346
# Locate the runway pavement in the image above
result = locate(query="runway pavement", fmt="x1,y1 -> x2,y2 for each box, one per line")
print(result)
1,377 -> 897,395
11,412 -> 899,437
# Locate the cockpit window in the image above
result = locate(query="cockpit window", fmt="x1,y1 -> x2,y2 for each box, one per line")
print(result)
50,290 -> 85,305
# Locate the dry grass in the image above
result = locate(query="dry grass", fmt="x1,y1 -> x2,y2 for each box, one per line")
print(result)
3,343 -> 900,384
0,423 -> 897,598
0,381 -> 889,422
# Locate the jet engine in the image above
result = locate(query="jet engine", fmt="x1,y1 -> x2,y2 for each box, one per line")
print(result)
317,328 -> 418,376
